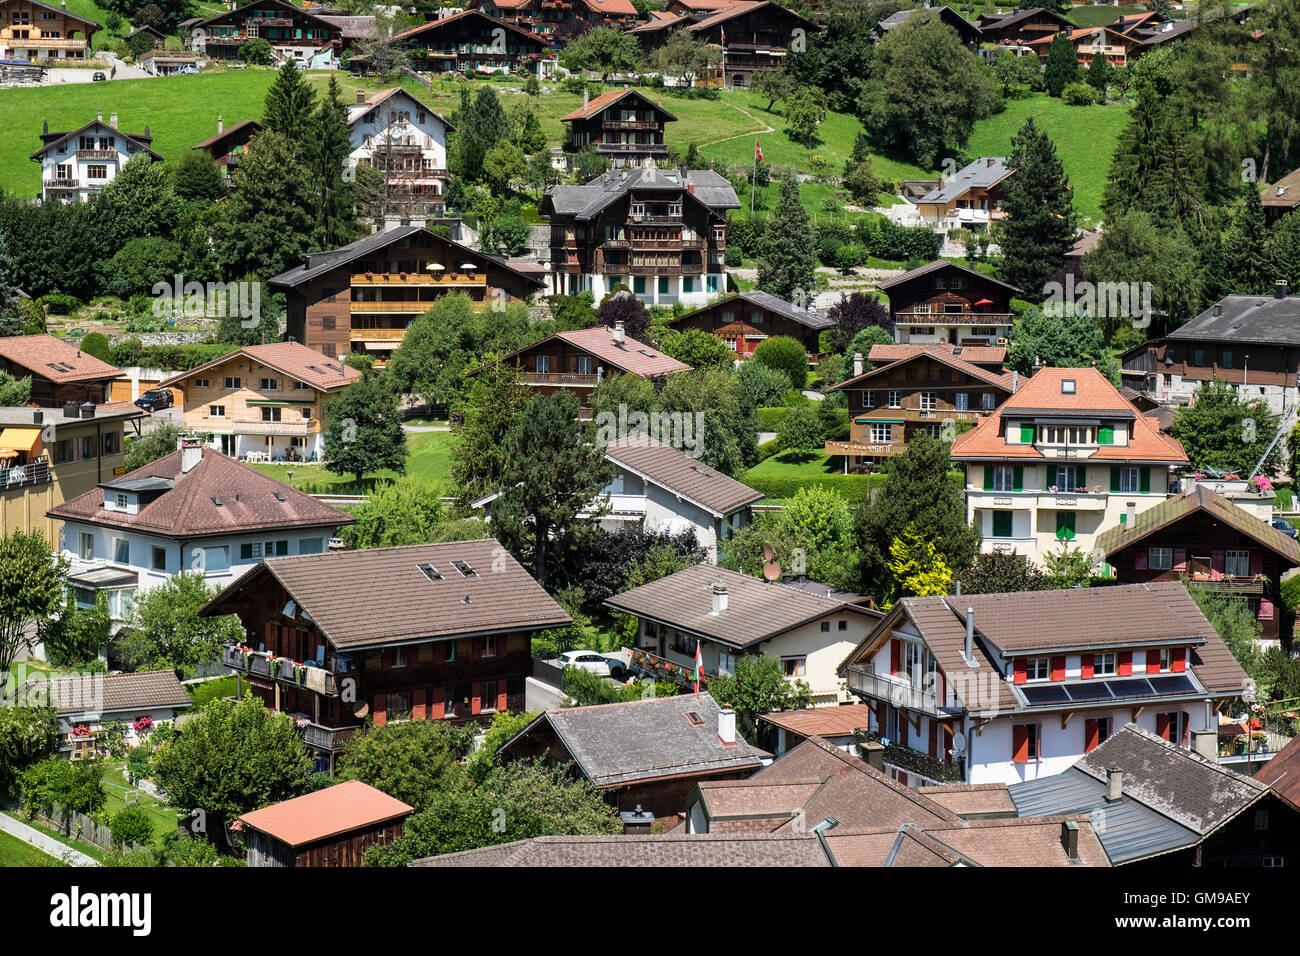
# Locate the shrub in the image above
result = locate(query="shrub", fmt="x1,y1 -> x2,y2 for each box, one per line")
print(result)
78,331 -> 112,362
776,405 -> 824,451
1062,82 -> 1099,105
39,293 -> 80,315
736,360 -> 790,408
757,406 -> 791,431
110,805 -> 155,848
751,335 -> 810,391
742,473 -> 874,504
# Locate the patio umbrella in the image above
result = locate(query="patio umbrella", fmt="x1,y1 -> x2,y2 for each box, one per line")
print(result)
0,449 -> 17,459
973,298 -> 994,307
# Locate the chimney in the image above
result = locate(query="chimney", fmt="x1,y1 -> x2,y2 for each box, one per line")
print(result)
1276,279 -> 1288,299
179,435 -> 204,474
356,90 -> 366,105
217,115 -> 224,135
853,352 -> 863,377
32,410 -> 42,426
43,119 -> 48,136
1191,728 -> 1218,761
63,401 -> 78,419
718,707 -> 736,745
620,805 -> 654,834
862,740 -> 885,771
79,402 -> 95,419
109,112 -> 118,130
687,181 -> 695,194
97,108 -> 103,123
1060,820 -> 1080,861
612,319 -> 625,346
1125,502 -> 1136,527
1213,303 -> 1223,317
583,86 -> 589,109
1012,369 -> 1018,393
710,580 -> 728,615
964,606 -> 974,664
1105,768 -> 1123,802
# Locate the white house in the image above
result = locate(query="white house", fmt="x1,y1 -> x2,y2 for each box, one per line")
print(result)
46,437 -> 354,624
34,670 -> 192,758
346,88 -> 453,218
836,583 -> 1252,787
31,112 -> 161,202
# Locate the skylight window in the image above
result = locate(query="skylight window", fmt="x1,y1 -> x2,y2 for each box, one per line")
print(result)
1061,379 -> 1077,394
685,711 -> 704,727
417,563 -> 443,582
273,491 -> 286,502
452,560 -> 477,578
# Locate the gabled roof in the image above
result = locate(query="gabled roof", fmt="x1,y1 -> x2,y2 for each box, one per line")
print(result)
1025,25 -> 1145,49
39,670 -> 190,717
1166,293 -> 1300,347
1262,168 -> 1300,209
629,10 -> 697,33
47,447 -> 354,539
486,324 -> 690,379
1257,733 -> 1300,806
199,0 -> 337,29
30,118 -> 162,162
158,342 -> 360,392
391,8 -> 545,44
1096,485 -> 1300,565
0,334 -> 122,384
688,0 -> 815,33
877,5 -> 981,38
192,119 -> 263,152
12,0 -> 98,28
500,693 -> 766,788
827,345 -> 1015,394
345,87 -> 453,131
237,780 -> 413,847
543,166 -> 740,220
605,564 -> 878,649
201,539 -> 571,651
561,87 -> 677,123
914,158 -> 1014,205
668,290 -> 835,332
866,343 -> 1007,367
755,703 -> 875,741
125,24 -> 165,39
950,367 -> 1188,463
875,258 -> 1021,296
412,832 -> 834,866
824,815 -> 1107,867
314,14 -> 378,39
976,6 -> 1071,31
602,435 -> 762,516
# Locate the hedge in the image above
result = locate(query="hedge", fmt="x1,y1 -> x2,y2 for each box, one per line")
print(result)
757,406 -> 792,431
744,473 -> 876,505
109,341 -> 233,372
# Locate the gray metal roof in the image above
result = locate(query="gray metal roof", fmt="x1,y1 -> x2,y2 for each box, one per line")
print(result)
544,167 -> 739,221
100,476 -> 175,493
877,5 -> 981,35
1166,293 -> 1300,346
674,290 -> 835,331
916,158 -> 1012,204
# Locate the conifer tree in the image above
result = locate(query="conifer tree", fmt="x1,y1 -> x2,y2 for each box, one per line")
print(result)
757,172 -> 816,300
1044,33 -> 1078,97
262,60 -> 316,143
311,73 -> 356,247
998,117 -> 1078,297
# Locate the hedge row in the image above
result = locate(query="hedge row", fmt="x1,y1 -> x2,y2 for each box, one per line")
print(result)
757,406 -> 793,431
109,341 -> 234,372
745,474 -> 876,505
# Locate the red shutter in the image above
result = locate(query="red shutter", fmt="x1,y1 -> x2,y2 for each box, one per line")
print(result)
1134,548 -> 1148,571
928,720 -> 939,758
412,689 -> 426,721
1171,648 -> 1186,672
432,687 -> 445,720
938,668 -> 946,704
1211,549 -> 1225,573
900,718 -> 908,748
1261,598 -> 1275,621
1013,659 -> 1027,685
890,640 -> 900,676
1118,651 -> 1132,676
1181,712 -> 1190,748
1012,725 -> 1029,764
1156,712 -> 1170,741
1250,549 -> 1264,575
496,684 -> 508,713
1146,651 -> 1161,675
471,682 -> 482,715
1172,547 -> 1187,571
1081,654 -> 1094,679
1051,656 -> 1065,682
372,694 -> 387,727
1084,718 -> 1099,754
263,621 -> 274,651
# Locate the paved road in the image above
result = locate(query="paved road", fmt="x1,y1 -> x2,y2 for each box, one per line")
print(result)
0,812 -> 98,866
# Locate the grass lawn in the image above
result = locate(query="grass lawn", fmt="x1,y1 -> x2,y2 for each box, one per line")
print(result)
745,449 -> 856,480
0,828 -> 59,866
11,815 -> 104,862
251,428 -> 455,494
100,761 -> 181,844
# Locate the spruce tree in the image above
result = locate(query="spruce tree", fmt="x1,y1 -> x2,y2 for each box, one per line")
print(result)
262,60 -> 316,143
998,117 -> 1078,298
1044,33 -> 1078,98
311,73 -> 356,247
1220,187 -> 1270,295
757,172 -> 816,301
1086,51 -> 1110,103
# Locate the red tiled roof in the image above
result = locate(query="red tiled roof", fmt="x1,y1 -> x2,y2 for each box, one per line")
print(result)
0,334 -> 122,384
756,703 -> 875,739
159,342 -> 359,393
555,326 -> 691,378
237,780 -> 413,847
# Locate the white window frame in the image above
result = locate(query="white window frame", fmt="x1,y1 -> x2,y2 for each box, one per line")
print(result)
1025,657 -> 1050,682
992,466 -> 1015,492
1225,549 -> 1250,577
1119,467 -> 1141,494
1149,547 -> 1173,570
887,391 -> 901,408
919,392 -> 937,411
1094,652 -> 1117,676
870,422 -> 891,443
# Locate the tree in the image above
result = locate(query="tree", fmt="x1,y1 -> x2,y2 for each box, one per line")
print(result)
558,25 -> 641,81
1044,32 -> 1079,98
779,485 -> 856,585
854,432 -> 979,597
992,48 -> 1042,97
573,144 -> 608,182
340,480 -> 484,549
239,36 -> 272,64
151,693 -> 313,829
752,67 -> 795,111
752,335 -> 809,391
1004,307 -> 1118,381
783,86 -> 826,149
1168,379 -> 1280,475
310,73 -> 358,249
43,592 -> 109,668
467,710 -> 538,784
827,293 -> 891,353
491,391 -> 614,586
111,805 -> 155,848
450,363 -> 534,504
514,108 -> 547,154
1086,50 -> 1112,102
262,59 -> 316,143
322,370 -> 408,483
450,86 -> 511,184
123,422 -> 181,471
0,705 -> 57,792
596,288 -> 650,341
962,549 -> 1048,594
856,14 -> 1000,167
1040,541 -> 1094,589
19,757 -> 105,816
0,530 -> 65,692
657,367 -> 759,477
656,327 -> 736,371
652,28 -> 721,87
776,404 -> 823,452
735,359 -> 790,408
336,720 -> 468,812
843,158 -> 886,208
484,141 -> 528,194
757,172 -> 816,299
997,117 -> 1078,298
171,147 -> 223,203
95,153 -> 183,251
115,572 -> 244,672
98,236 -> 183,301
0,370 -> 28,405
885,524 -> 953,606
707,654 -> 812,744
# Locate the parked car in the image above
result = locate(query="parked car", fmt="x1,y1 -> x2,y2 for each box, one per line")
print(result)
556,650 -> 612,677
134,388 -> 174,412
91,71 -> 106,82
1272,517 -> 1298,539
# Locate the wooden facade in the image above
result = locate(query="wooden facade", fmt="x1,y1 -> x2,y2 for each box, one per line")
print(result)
976,8 -> 1070,47
880,262 -> 1018,346
387,10 -> 549,74
1122,338 -> 1300,393
667,295 -> 824,355
563,89 -> 674,168
691,3 -> 819,88
0,0 -> 100,60
243,817 -> 408,867
197,0 -> 342,62
473,0 -> 640,37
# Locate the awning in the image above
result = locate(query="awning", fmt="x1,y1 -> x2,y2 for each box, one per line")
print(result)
973,298 -> 994,307
0,427 -> 40,454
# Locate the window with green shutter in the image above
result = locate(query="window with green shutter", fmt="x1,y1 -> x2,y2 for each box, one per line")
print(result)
1098,426 -> 1114,445
1222,351 -> 1233,369
992,511 -> 1013,538
1140,466 -> 1151,493
983,466 -> 994,491
1013,466 -> 1024,492
1056,510 -> 1076,540
1193,348 -> 1205,366
1110,466 -> 1121,493
1019,424 -> 1035,443
1047,464 -> 1057,488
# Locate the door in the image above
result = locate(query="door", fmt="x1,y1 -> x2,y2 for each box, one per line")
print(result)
219,434 -> 235,457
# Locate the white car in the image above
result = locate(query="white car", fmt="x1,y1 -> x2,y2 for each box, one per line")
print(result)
558,650 -> 613,677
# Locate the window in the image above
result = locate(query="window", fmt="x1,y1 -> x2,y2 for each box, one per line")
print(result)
386,690 -> 411,722
209,405 -> 225,418
202,546 -> 230,574
80,436 -> 96,459
1052,466 -> 1077,490
718,650 -> 737,676
992,466 -> 1016,492
481,636 -> 497,658
838,620 -> 848,631
260,378 -> 278,391
1014,723 -> 1040,762
919,392 -> 937,411
1025,657 -> 1050,682
445,642 -> 456,663
299,537 -> 323,555
1225,550 -> 1251,576
1149,547 -> 1173,570
577,356 -> 593,375
1263,856 -> 1285,868
322,316 -> 336,331
193,378 -> 210,388
992,510 -> 1013,538
820,621 -> 830,632
261,407 -> 282,422
1156,648 -> 1171,672
393,647 -> 408,668
982,393 -> 996,411
114,492 -> 128,509
1094,652 -> 1117,676
151,546 -> 166,572
224,377 -> 241,389
887,391 -> 901,408
78,532 -> 94,561
481,681 -> 498,712
1061,379 -> 1076,394
782,657 -> 807,678
862,391 -> 876,408
870,423 -> 891,443
86,164 -> 108,179
112,537 -> 129,565
300,408 -> 311,420
535,355 -> 551,373
955,392 -> 969,411
1256,809 -> 1270,831
1119,467 -> 1141,493
1096,717 -> 1111,746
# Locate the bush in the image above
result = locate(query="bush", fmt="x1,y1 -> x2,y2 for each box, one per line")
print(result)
751,335 -> 810,391
78,331 -> 112,362
736,360 -> 790,408
776,405 -> 824,451
110,805 -> 155,848
1062,82 -> 1099,105
742,473 -> 874,504
757,406 -> 791,431
1282,574 -> 1300,612
39,293 -> 80,315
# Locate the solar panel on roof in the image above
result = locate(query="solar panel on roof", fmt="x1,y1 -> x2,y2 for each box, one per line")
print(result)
1065,682 -> 1113,702
1147,674 -> 1197,694
1021,684 -> 1070,705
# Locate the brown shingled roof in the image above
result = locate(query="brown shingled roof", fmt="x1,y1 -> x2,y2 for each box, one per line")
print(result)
237,780 -> 413,847
755,703 -> 875,740
825,815 -> 1108,867
561,88 -> 676,122
866,343 -> 1007,366
602,436 -> 762,516
828,345 -> 1014,394
412,832 -> 833,867
40,670 -> 191,716
159,342 -> 360,393
0,334 -> 122,384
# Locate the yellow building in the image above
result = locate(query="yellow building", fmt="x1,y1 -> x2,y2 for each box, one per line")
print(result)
0,401 -> 144,541
159,342 -> 360,462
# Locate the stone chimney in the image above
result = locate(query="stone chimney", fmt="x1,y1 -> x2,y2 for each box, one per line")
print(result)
1060,820 -> 1080,861
217,115 -> 224,136
718,707 -> 736,745
179,435 -> 204,474
1276,279 -> 1288,299
109,112 -> 118,130
687,181 -> 695,194
1191,728 -> 1218,761
612,319 -> 625,346
862,740 -> 885,771
853,352 -> 863,377
97,108 -> 103,123
1105,768 -> 1123,802
356,89 -> 366,105
710,579 -> 728,615
1125,502 -> 1136,527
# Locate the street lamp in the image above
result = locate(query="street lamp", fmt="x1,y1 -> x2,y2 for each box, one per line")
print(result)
285,470 -> 294,488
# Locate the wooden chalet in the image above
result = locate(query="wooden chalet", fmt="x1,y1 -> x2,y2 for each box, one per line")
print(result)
0,334 -> 122,407
471,0 -> 641,37
195,0 -> 343,65
687,1 -> 819,88
383,9 -> 550,75
877,260 -> 1020,347
191,117 -> 262,185
561,87 -> 676,168
664,290 -> 834,357
237,781 -> 413,866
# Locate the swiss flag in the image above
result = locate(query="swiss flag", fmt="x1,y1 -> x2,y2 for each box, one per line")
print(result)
721,25 -> 727,45
755,139 -> 764,163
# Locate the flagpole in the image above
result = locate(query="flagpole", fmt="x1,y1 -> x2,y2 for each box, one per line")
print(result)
751,149 -> 756,214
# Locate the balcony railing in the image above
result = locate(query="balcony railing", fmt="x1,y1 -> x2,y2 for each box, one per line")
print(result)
601,120 -> 662,130
351,272 -> 484,286
20,37 -> 88,49
630,647 -> 711,687
826,439 -> 898,457
895,312 -> 1014,325
845,664 -> 959,719
523,371 -> 599,387
301,721 -> 362,752
0,457 -> 50,490
349,327 -> 408,340
349,300 -> 435,313
44,177 -> 79,189
224,644 -> 347,695
76,149 -> 116,161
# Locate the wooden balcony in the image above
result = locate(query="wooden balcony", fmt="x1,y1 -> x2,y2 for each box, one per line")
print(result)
224,644 -> 348,696
350,300 -> 433,314
76,149 -> 116,161
895,312 -> 1014,326
524,371 -> 599,387
826,439 -> 898,458
19,37 -> 88,49
845,664 -> 957,719
301,721 -> 362,752
350,272 -> 484,286
601,120 -> 661,130
349,327 -> 407,341
44,177 -> 79,189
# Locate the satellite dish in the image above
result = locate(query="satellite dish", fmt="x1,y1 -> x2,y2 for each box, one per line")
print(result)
763,561 -> 782,582
763,545 -> 775,562
952,731 -> 967,755
353,701 -> 370,719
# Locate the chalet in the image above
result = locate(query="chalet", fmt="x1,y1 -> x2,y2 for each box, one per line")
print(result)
201,539 -> 571,772
382,10 -> 551,76
876,260 -> 1020,347
0,0 -> 99,60
664,290 -> 833,357
346,88 -> 452,218
35,670 -> 190,761
1096,486 -> 1300,645
471,0 -> 641,37
541,164 -> 739,304
1009,723 -> 1300,866
605,564 -> 883,705
874,6 -> 981,48
268,225 -> 545,365
475,322 -> 689,418
824,344 -> 1015,472
191,116 -> 262,184
0,401 -> 143,541
47,437 -> 354,622
1024,26 -> 1145,66
0,334 -> 123,406
194,0 -> 343,67
835,582 -> 1253,787
866,342 -> 1007,373
124,23 -> 165,49
664,0 -> 734,17
497,694 -> 767,819
1120,283 -> 1300,415
975,6 -> 1071,48
627,10 -> 696,51
30,113 -> 161,203
687,2 -> 819,88
908,158 -> 1014,240
157,342 -> 360,461
237,781 -> 413,867
951,367 -> 1188,562
1262,168 -> 1300,219
561,87 -> 675,169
